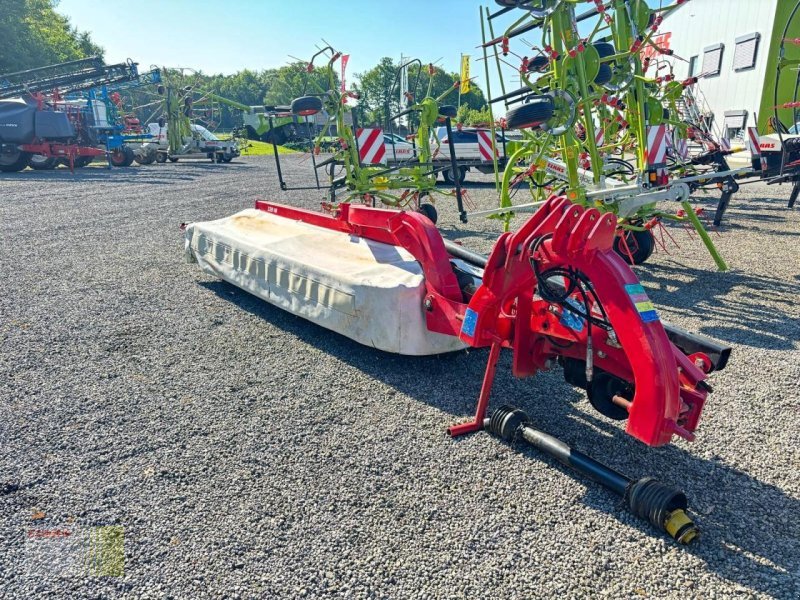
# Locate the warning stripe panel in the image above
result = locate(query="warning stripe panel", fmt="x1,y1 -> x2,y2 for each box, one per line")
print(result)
476,130 -> 497,161
356,128 -> 385,164
646,125 -> 667,168
746,127 -> 761,156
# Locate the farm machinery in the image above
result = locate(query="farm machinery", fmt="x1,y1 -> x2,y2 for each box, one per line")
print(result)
182,5 -> 738,544
0,57 -> 159,171
132,78 -> 242,164
476,0 -> 728,270
264,46 -> 468,223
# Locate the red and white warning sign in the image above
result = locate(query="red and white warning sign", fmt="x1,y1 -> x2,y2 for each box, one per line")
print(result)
670,128 -> 689,160
746,127 -> 761,155
645,124 -> 667,168
356,128 -> 386,164
747,126 -> 767,171
595,127 -> 605,147
477,130 -> 498,161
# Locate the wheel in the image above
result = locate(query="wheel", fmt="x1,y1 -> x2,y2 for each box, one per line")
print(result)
74,156 -> 94,168
613,229 -> 655,265
109,145 -> 135,167
417,203 -> 438,224
168,157 -> 179,163
587,372 -> 632,420
215,154 -> 224,163
526,55 -> 549,72
439,105 -> 457,119
155,152 -> 167,163
134,150 -> 155,165
0,150 -> 31,172
593,42 -> 615,86
505,97 -> 554,130
290,96 -> 323,117
442,165 -> 466,185
222,155 -> 233,163
28,154 -> 58,170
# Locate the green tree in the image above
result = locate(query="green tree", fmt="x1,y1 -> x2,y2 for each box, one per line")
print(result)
263,62 -> 339,106
0,0 -> 103,73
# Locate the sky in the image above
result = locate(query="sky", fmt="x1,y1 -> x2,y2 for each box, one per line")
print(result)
55,1 -> 654,100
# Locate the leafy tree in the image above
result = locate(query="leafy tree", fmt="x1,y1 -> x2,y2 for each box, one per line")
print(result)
357,58 -> 488,129
0,0 -> 103,73
263,62 -> 339,106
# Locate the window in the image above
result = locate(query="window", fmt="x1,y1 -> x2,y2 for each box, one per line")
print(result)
688,55 -> 698,77
733,32 -> 760,71
723,110 -> 748,139
701,44 -> 724,77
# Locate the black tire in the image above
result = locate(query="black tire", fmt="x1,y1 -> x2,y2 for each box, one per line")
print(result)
134,153 -> 155,165
222,156 -> 233,163
28,154 -> 58,170
0,150 -> 31,172
441,165 -> 466,184
593,43 -> 615,86
290,96 -> 323,117
613,229 -> 655,265
74,156 -> 94,168
418,203 -> 438,224
587,372 -> 631,420
156,152 -> 167,163
168,157 -> 179,163
505,97 -> 554,130
439,105 -> 457,119
110,145 -> 135,167
527,55 -> 549,72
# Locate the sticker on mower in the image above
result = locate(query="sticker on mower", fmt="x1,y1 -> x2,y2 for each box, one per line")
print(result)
560,297 -> 586,332
461,308 -> 478,337
625,284 -> 659,323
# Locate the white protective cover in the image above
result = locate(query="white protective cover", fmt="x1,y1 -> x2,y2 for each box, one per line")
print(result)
184,208 -> 466,356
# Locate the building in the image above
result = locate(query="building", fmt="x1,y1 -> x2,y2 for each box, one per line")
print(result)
659,0 -> 800,138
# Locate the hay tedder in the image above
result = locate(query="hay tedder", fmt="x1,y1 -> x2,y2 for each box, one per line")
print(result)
262,46 -> 469,223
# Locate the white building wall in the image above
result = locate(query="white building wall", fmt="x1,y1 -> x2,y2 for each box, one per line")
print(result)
663,0 -> 777,131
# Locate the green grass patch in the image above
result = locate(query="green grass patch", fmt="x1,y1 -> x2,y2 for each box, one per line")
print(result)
239,139 -> 296,156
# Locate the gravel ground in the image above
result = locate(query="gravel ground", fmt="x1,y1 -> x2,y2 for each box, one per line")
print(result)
1,156 -> 798,599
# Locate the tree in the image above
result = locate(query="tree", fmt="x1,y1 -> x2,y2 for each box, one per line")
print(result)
0,0 -> 103,73
356,58 -> 489,128
263,62 -> 339,106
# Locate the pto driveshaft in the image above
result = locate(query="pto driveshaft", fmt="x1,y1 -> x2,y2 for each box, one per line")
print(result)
486,405 -> 699,544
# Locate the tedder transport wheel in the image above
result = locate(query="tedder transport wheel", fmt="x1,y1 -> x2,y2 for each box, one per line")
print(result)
155,153 -> 167,163
290,96 -> 323,116
0,150 -> 31,172
443,165 -> 467,185
169,157 -> 179,163
418,203 -> 438,224
613,229 -> 656,265
593,42 -> 615,86
439,105 -> 458,119
28,154 -> 58,170
110,145 -> 135,167
505,97 -> 554,130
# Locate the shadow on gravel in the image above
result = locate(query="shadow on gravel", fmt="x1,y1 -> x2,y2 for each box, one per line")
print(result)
635,262 -> 800,350
198,278 -> 799,597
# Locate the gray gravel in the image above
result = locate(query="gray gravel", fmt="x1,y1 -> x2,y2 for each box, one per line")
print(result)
1,156 -> 798,599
